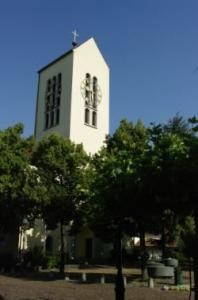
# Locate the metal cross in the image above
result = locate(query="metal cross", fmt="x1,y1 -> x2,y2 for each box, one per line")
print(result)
72,30 -> 79,43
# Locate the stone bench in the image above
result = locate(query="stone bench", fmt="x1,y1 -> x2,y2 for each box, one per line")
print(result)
65,271 -> 128,286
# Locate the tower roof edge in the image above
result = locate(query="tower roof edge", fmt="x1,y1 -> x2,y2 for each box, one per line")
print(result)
38,37 -> 109,74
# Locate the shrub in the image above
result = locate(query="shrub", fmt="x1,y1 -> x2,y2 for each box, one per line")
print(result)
42,255 -> 59,269
22,246 -> 45,270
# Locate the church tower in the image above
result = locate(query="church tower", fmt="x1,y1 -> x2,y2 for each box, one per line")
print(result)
34,37 -> 109,154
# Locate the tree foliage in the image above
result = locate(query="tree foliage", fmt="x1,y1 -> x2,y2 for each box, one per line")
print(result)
32,133 -> 89,273
87,119 -> 151,242
0,123 -> 39,233
32,133 -> 89,229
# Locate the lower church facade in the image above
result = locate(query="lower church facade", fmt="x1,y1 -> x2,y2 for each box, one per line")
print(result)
18,220 -> 112,262
13,36 -> 111,263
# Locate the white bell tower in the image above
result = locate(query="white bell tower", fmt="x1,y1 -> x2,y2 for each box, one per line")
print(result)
34,37 -> 109,154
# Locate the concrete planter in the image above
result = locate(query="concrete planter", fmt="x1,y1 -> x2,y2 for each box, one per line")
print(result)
146,261 -> 164,267
147,265 -> 174,278
162,258 -> 178,268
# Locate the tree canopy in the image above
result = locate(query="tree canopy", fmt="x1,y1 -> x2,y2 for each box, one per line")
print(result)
32,133 -> 89,273
0,123 -> 39,233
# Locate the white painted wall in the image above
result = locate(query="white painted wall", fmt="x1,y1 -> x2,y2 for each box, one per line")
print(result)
35,38 -> 109,155
70,38 -> 109,154
35,52 -> 73,142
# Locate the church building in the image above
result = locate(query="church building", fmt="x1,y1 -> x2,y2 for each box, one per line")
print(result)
20,37 -> 111,261
35,37 -> 109,155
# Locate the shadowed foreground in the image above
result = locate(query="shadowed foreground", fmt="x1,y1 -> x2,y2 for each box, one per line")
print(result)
0,274 -> 190,300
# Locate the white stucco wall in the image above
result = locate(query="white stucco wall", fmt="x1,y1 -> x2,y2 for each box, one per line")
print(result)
35,38 -> 109,155
35,52 -> 73,142
70,38 -> 109,154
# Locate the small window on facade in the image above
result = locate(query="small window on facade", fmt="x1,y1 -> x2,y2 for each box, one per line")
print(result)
52,94 -> 55,108
56,108 -> 60,125
57,86 -> 61,94
46,96 -> 50,111
93,77 -> 98,108
85,73 -> 91,102
50,111 -> 54,127
52,84 -> 56,93
58,73 -> 62,82
57,74 -> 62,93
45,113 -> 49,129
85,108 -> 90,124
47,79 -> 51,93
92,111 -> 97,127
56,96 -> 60,107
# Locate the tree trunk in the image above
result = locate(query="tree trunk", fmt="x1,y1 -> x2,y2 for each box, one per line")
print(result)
115,225 -> 125,300
59,220 -> 65,275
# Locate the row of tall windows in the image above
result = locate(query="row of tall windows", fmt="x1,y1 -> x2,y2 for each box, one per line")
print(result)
44,73 -> 62,129
84,73 -> 98,127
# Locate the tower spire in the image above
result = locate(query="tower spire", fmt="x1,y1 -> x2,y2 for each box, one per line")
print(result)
72,30 -> 79,47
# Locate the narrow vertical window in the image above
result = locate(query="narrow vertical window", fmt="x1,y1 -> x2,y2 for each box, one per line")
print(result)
85,108 -> 90,124
56,96 -> 60,107
85,73 -> 91,104
45,113 -> 49,129
50,111 -> 54,127
56,108 -> 60,125
47,79 -> 51,93
46,96 -> 50,111
53,76 -> 56,84
93,77 -> 97,108
92,111 -> 97,127
52,77 -> 56,93
52,94 -> 55,108
58,73 -> 62,83
57,73 -> 62,94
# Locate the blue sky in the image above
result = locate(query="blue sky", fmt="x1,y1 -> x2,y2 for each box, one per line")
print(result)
0,0 -> 198,136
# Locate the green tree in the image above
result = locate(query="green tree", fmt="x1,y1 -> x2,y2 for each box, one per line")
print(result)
0,124 -> 40,253
32,133 -> 88,274
148,117 -> 190,256
87,119 -> 151,299
149,115 -> 198,299
181,118 -> 198,299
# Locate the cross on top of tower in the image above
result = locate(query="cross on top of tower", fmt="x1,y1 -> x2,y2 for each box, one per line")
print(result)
72,30 -> 79,47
